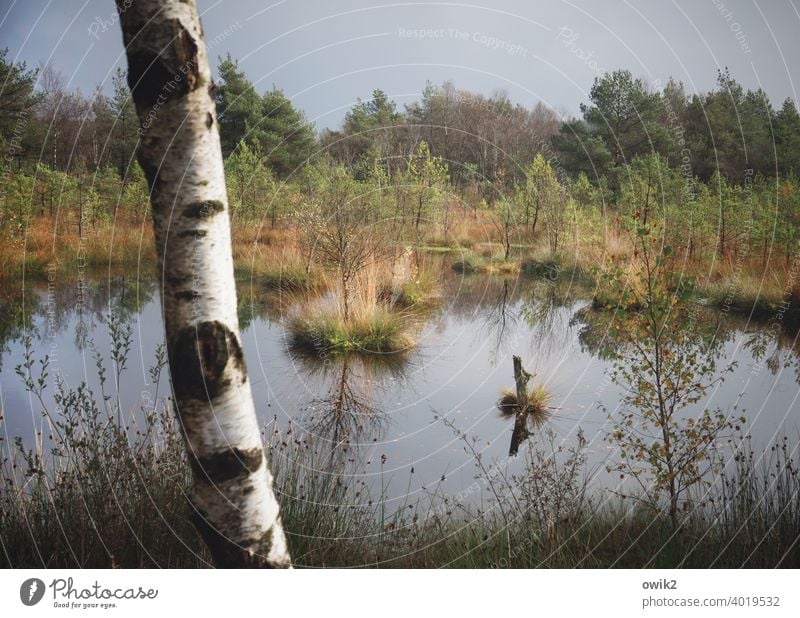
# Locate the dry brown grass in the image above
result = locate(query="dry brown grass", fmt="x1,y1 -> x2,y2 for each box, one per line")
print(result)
230,224 -> 315,290
286,251 -> 423,355
6,215 -> 798,323
1,216 -> 157,280
498,384 -> 552,417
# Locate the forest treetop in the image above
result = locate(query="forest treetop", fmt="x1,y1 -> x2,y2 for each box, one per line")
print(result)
2,48 -> 798,192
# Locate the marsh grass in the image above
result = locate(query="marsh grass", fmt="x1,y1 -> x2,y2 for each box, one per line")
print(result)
7,218 -> 799,324
2,349 -> 799,567
0,216 -> 157,281
0,336 -> 203,568
286,252 -> 430,356
231,226 -> 320,292
696,263 -> 797,318
288,305 -> 416,355
1,303 -> 799,568
520,255 -> 593,287
498,384 -> 552,417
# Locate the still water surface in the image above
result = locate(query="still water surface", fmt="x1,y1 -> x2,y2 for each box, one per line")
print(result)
1,264 -> 798,509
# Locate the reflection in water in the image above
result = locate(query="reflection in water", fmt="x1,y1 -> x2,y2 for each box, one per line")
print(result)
479,278 -> 516,363
449,273 -> 583,369
741,314 -> 800,381
570,301 -> 787,368
0,285 -> 39,370
521,282 -> 576,360
237,279 -> 290,329
3,258 -> 800,504
292,351 -> 410,465
0,277 -> 156,368
476,277 -> 576,365
496,355 -> 553,456
499,395 -> 552,457
462,276 -> 578,455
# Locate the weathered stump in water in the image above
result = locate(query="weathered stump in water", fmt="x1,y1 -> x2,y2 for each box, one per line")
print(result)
510,355 -> 532,456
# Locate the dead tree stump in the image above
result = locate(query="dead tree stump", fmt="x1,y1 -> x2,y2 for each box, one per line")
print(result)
509,355 -> 533,456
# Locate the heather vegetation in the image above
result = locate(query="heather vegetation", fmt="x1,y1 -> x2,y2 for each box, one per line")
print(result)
3,53 -> 800,317
2,49 -> 800,568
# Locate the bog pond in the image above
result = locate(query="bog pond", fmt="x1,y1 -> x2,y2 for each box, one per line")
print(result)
2,257 -> 799,511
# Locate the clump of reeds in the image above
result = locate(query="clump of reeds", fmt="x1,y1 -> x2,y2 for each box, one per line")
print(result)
288,253 -> 424,355
497,383 -> 552,417
451,251 -> 520,275
286,250 -> 431,356
288,304 -> 415,355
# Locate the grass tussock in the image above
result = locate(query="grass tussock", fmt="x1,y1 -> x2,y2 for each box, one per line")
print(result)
497,384 -> 552,417
288,305 -> 416,355
521,255 -> 593,286
287,249 -> 437,356
696,260 -> 799,318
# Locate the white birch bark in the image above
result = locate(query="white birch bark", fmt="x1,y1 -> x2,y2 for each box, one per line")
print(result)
116,0 -> 290,568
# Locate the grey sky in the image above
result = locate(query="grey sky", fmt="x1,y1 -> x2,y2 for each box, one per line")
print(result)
1,0 -> 799,130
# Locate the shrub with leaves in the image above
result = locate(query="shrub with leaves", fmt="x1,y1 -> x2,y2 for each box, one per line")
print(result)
601,222 -> 740,528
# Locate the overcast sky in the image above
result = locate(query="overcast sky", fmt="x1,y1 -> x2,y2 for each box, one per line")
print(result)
1,0 -> 799,130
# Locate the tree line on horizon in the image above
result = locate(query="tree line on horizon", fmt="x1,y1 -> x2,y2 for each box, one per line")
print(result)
2,48 -> 800,264
3,48 -> 799,183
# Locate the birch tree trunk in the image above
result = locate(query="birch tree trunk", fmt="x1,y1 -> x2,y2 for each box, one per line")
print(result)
116,0 -> 290,568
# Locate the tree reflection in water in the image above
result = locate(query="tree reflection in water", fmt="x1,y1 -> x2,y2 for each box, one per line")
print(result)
472,277 -> 578,454
292,350 -> 411,466
0,276 -> 155,369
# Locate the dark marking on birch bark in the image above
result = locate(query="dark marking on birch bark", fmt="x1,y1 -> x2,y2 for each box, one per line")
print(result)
126,19 -> 200,108
192,510 -> 286,568
190,447 -> 264,484
183,200 -> 224,219
206,112 -> 213,129
166,274 -> 190,287
175,290 -> 201,301
139,159 -> 161,194
169,320 -> 246,400
178,229 -> 208,238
